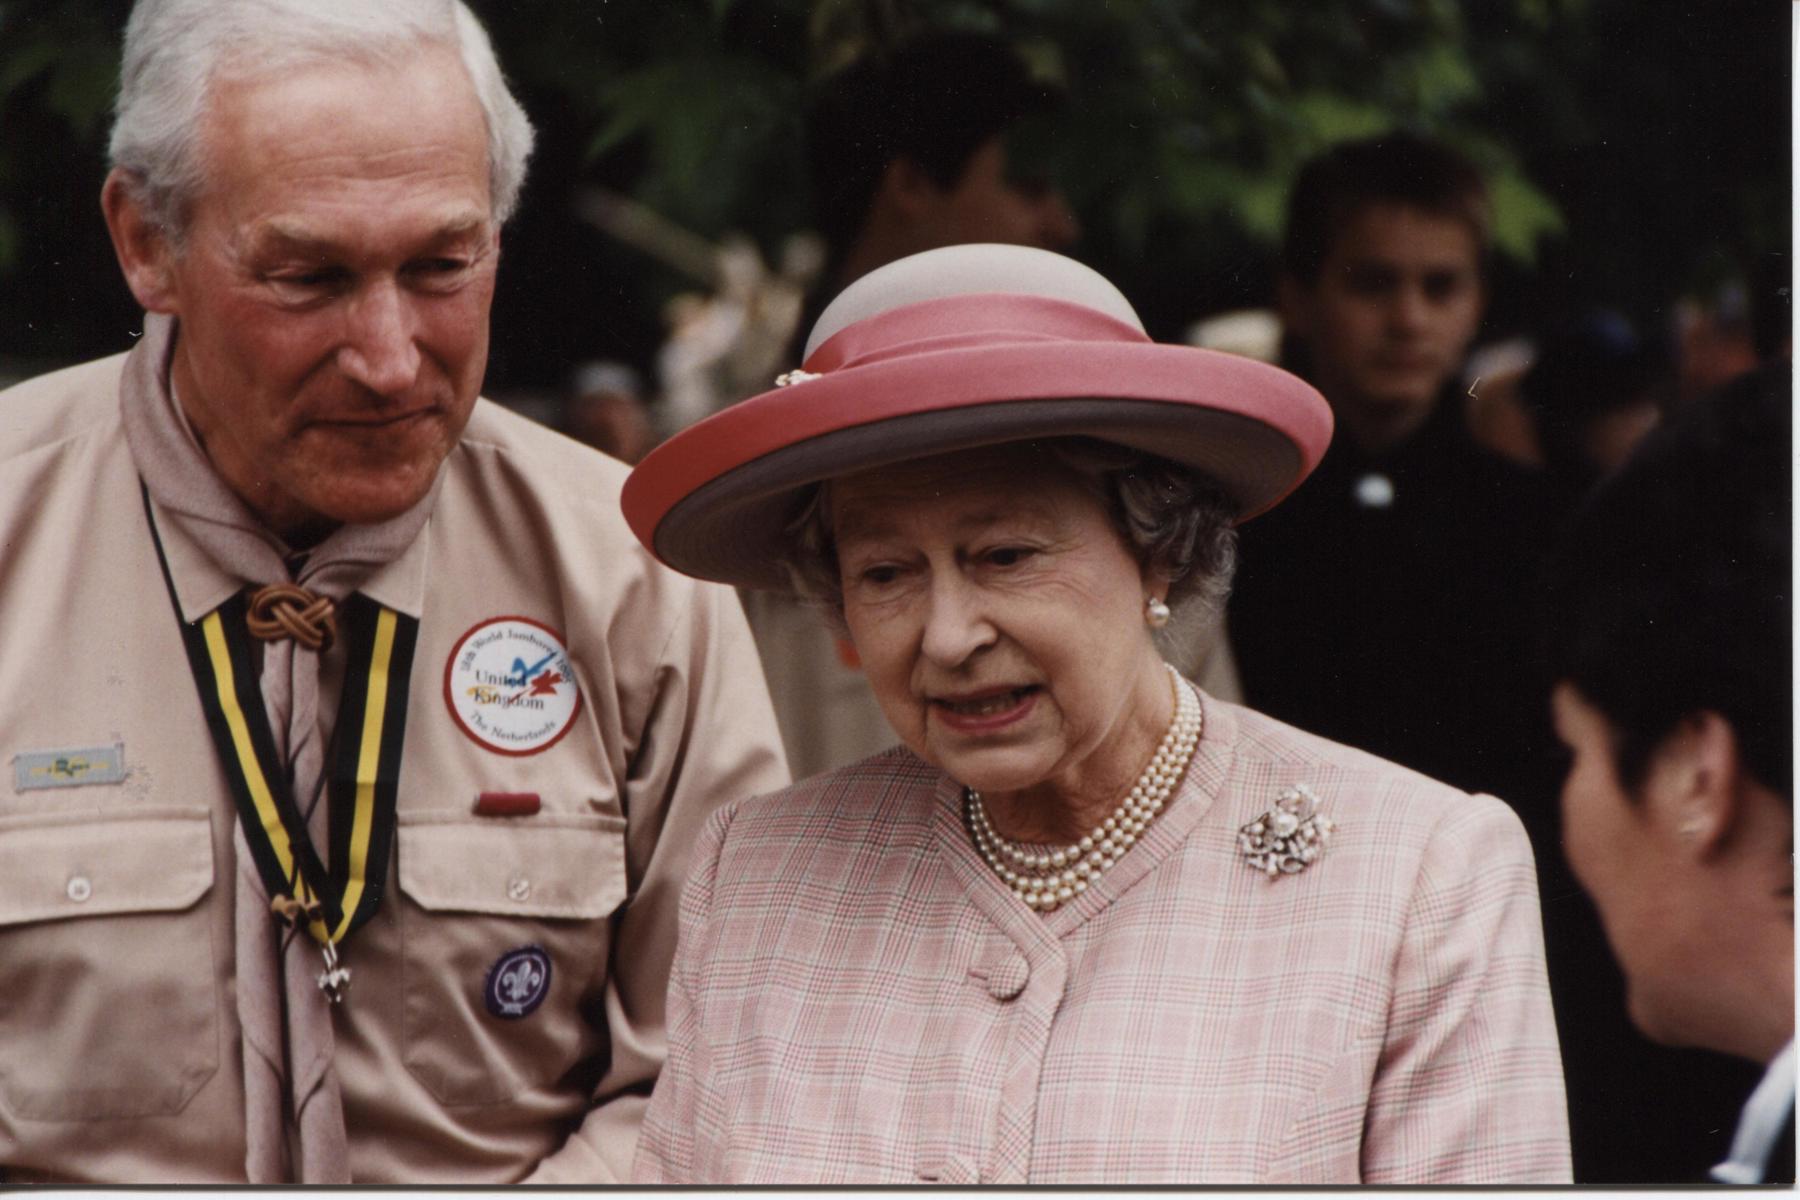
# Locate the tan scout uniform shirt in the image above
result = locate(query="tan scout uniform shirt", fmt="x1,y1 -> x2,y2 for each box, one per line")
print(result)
0,347 -> 789,1182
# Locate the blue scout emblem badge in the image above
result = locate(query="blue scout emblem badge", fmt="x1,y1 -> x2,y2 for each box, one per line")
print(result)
485,945 -> 553,1019
445,617 -> 583,756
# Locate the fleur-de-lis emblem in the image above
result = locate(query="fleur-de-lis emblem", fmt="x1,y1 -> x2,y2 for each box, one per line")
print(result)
502,960 -> 543,1002
1238,783 -> 1334,878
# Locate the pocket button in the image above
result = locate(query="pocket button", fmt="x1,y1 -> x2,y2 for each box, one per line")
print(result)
66,875 -> 93,903
506,875 -> 531,902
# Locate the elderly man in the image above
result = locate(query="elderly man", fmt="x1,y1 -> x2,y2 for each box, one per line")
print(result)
0,0 -> 786,1184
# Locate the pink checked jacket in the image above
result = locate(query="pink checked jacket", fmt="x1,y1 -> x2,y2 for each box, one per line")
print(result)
634,689 -> 1571,1184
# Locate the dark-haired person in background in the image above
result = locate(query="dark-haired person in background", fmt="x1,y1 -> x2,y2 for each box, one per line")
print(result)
1229,132 -> 1555,807
1519,310 -> 1663,509
803,31 -> 1079,309
750,32 -> 1082,782
1230,130 -> 1762,1182
1543,362 -> 1793,1184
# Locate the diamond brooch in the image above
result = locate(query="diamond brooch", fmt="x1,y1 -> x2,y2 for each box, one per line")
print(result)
774,369 -> 821,387
1237,783 -> 1334,878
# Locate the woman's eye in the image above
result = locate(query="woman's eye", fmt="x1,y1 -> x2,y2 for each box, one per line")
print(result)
860,565 -> 901,586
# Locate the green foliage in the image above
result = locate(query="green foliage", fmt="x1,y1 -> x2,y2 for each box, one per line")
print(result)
0,0 -> 1783,357
0,1 -> 123,274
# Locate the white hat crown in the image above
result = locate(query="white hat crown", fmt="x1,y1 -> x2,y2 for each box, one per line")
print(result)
805,244 -> 1146,361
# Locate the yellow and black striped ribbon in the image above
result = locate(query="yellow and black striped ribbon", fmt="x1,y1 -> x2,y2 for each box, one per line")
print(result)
142,483 -> 416,947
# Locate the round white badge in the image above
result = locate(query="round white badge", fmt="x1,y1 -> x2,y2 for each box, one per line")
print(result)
444,617 -> 583,756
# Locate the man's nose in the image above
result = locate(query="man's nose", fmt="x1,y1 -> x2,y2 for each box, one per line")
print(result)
919,573 -> 997,667
338,278 -> 423,397
1388,284 -> 1432,335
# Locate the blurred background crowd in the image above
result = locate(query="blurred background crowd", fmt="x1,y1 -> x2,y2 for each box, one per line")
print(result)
0,0 -> 1788,1184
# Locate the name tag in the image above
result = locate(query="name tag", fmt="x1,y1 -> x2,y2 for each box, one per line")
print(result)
13,744 -> 128,791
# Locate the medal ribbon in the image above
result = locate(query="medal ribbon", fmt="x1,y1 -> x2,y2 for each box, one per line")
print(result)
143,485 -> 417,946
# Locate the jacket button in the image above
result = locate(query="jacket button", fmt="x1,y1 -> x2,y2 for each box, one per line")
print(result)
986,953 -> 1029,1000
507,876 -> 531,901
66,875 -> 93,903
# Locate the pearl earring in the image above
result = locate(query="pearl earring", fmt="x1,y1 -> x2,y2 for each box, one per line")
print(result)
1145,596 -> 1171,629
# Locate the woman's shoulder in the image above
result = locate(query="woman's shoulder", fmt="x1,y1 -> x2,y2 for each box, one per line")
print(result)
717,744 -> 947,843
1210,697 -> 1529,848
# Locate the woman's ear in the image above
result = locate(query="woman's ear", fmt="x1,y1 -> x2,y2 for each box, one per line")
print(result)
1644,711 -> 1744,858
100,169 -> 180,314
1140,562 -> 1173,603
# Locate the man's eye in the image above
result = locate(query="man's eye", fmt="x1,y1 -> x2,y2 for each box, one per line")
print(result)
1422,271 -> 1470,303
985,546 -> 1033,567
406,257 -> 477,291
268,268 -> 349,295
1343,267 -> 1395,297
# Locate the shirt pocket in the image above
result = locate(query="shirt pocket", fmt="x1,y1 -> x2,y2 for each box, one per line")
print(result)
395,809 -> 629,1107
0,805 -> 218,1121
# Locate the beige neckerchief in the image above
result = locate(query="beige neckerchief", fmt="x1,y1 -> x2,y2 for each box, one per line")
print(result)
121,312 -> 442,1184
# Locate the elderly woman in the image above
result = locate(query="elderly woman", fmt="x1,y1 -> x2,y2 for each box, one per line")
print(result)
621,245 -> 1569,1184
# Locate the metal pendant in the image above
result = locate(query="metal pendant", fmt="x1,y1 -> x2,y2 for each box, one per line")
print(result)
317,940 -> 352,1004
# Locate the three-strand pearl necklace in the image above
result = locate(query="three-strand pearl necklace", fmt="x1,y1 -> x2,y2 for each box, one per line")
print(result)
964,662 -> 1202,913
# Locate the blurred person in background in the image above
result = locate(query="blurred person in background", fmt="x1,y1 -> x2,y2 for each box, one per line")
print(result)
745,32 -> 1085,782
1543,362 -> 1792,1184
804,31 -> 1079,311
564,360 -> 656,463
1518,310 -> 1663,508
1232,128 -> 1761,1184
1230,131 -> 1555,807
1459,336 -> 1542,469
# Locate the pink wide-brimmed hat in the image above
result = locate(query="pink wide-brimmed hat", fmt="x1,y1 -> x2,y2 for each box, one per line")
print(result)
622,244 -> 1332,591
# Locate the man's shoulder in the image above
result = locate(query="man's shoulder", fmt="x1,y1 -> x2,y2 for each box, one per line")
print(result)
455,398 -> 631,501
0,353 -> 130,461
462,398 -> 629,468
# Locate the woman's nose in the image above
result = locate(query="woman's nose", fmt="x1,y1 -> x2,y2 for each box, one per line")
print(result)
919,574 -> 996,666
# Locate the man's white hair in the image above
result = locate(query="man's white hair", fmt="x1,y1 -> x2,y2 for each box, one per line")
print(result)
108,0 -> 535,235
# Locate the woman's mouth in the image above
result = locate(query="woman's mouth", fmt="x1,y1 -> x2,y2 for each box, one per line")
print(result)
932,686 -> 1040,731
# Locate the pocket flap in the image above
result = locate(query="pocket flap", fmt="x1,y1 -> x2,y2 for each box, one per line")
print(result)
397,810 -> 628,919
0,805 -> 214,926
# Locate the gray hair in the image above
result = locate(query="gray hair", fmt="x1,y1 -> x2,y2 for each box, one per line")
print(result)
108,0 -> 535,236
782,437 -> 1239,660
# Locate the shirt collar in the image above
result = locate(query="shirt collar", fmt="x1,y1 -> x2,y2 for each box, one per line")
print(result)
1712,1039 -> 1796,1183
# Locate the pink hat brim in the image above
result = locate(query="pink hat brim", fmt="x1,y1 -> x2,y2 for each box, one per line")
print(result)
623,332 -> 1331,591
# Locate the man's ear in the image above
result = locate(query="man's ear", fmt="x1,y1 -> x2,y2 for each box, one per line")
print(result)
1276,273 -> 1311,340
876,155 -> 945,221
1644,711 -> 1744,858
101,169 -> 180,314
